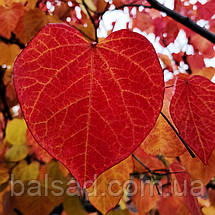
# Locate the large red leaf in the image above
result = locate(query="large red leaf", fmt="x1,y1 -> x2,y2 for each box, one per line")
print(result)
14,23 -> 164,187
170,75 -> 215,164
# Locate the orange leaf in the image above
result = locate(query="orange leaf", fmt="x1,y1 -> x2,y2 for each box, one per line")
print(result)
202,206 -> 215,215
0,3 -> 24,39
0,43 -> 21,66
190,34 -> 215,59
180,150 -> 215,185
14,8 -> 61,44
132,178 -> 160,214
142,79 -> 185,157
192,67 -> 215,81
87,156 -> 133,214
158,195 -> 192,215
92,0 -> 107,13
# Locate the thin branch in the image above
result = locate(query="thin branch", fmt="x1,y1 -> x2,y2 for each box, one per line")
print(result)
160,111 -> 195,158
146,0 -> 215,44
155,184 -> 161,195
132,154 -> 153,174
114,4 -> 152,10
103,2 -> 110,13
82,0 -> 98,43
131,170 -> 184,177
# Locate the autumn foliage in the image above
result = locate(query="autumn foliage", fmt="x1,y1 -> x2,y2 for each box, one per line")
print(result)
0,0 -> 215,214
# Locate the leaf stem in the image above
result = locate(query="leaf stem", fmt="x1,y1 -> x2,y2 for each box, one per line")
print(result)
160,111 -> 195,158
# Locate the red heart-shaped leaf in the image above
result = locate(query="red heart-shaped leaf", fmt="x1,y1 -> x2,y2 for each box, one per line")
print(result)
170,75 -> 215,164
14,23 -> 164,187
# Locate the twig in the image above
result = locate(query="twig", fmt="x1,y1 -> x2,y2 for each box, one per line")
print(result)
160,111 -> 195,158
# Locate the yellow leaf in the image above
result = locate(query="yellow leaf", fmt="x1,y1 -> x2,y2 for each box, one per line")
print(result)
40,161 -> 68,191
87,156 -> 133,214
202,206 -> 215,215
10,161 -> 68,215
63,195 -> 87,215
77,0 -> 107,13
12,160 -> 39,181
5,144 -> 28,161
107,209 -> 130,215
77,0 -> 96,15
10,187 -> 63,215
0,0 -> 35,7
5,118 -> 27,145
0,43 -> 21,66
